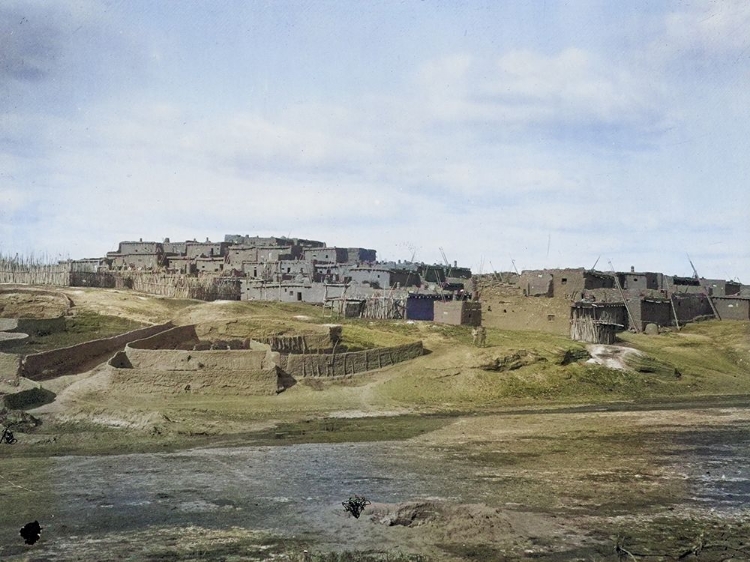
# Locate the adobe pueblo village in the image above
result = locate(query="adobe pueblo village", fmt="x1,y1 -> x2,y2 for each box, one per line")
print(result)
1,235 -> 749,561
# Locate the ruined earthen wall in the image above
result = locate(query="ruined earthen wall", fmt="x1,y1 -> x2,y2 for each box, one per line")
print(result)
15,317 -> 67,335
20,322 -> 173,381
519,271 -> 553,297
254,333 -> 334,353
127,325 -> 200,350
110,367 -> 279,396
0,352 -> 20,381
124,347 -> 273,371
284,341 -> 423,378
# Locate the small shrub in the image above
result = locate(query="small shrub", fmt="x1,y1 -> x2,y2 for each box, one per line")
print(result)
342,495 -> 371,519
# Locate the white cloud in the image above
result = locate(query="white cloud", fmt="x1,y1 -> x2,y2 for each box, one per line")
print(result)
663,1 -> 750,57
416,49 -> 665,133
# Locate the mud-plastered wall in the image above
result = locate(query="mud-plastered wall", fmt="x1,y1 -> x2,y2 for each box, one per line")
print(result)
116,325 -> 280,395
109,366 -> 279,396
284,341 -> 423,378
254,333 -> 333,353
127,325 -> 200,350
124,347 -> 274,371
20,322 -> 173,381
0,352 -> 21,382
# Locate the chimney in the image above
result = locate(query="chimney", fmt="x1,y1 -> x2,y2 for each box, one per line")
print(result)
630,266 -> 635,273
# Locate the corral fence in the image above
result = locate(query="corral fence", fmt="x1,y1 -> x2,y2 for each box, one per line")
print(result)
1,259 -> 240,301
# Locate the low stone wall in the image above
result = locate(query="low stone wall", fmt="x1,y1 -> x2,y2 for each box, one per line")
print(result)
20,322 -> 173,381
284,341 -> 423,378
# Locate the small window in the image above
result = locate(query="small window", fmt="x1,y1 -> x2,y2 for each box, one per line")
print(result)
561,278 -> 567,285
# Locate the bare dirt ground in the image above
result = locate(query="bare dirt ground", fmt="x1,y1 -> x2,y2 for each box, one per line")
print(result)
0,286 -> 72,318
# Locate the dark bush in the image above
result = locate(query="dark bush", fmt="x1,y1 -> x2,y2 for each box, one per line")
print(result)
342,495 -> 371,519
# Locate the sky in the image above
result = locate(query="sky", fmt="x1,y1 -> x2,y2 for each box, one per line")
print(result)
1,0 -> 749,281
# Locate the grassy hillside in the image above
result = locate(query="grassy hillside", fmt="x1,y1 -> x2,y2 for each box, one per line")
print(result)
2,287 -> 747,449
32,313 -> 748,445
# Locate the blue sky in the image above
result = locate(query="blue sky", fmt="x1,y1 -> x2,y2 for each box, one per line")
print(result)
1,0 -> 748,280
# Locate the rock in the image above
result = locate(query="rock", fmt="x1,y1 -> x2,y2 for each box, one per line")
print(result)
556,347 -> 591,366
644,323 -> 659,335
476,349 -> 545,372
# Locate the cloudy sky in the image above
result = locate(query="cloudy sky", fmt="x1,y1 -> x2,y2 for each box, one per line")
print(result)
1,1 -> 748,280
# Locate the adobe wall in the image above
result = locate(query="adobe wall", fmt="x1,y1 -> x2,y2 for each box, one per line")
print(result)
284,341 -> 423,378
713,297 -> 750,320
20,322 -> 173,381
253,329 -> 339,354
15,317 -> 67,335
672,294 -> 714,323
109,366 -> 280,396
124,346 -> 274,372
116,324 -> 280,393
434,301 -> 482,326
551,268 -> 587,300
127,325 -> 200,350
0,352 -> 21,382
520,271 -> 553,297
631,299 -> 672,330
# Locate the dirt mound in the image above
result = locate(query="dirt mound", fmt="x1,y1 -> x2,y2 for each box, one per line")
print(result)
0,407 -> 42,432
473,349 -> 546,372
369,501 -> 572,545
0,289 -> 72,319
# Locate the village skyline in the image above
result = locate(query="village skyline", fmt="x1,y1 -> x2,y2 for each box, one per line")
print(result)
1,1 -> 749,281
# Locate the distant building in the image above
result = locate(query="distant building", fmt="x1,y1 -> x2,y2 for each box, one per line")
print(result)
712,296 -> 750,320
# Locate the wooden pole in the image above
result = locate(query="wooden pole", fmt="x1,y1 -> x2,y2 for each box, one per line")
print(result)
609,261 -> 641,333
663,276 -> 681,330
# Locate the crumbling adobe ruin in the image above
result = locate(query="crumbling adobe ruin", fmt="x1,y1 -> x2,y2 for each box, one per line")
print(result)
106,323 -> 424,396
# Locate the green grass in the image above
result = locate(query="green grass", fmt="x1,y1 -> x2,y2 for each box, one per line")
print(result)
620,320 -> 750,380
247,414 -> 454,445
376,321 -> 750,408
337,322 -> 418,351
0,311 -> 145,354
